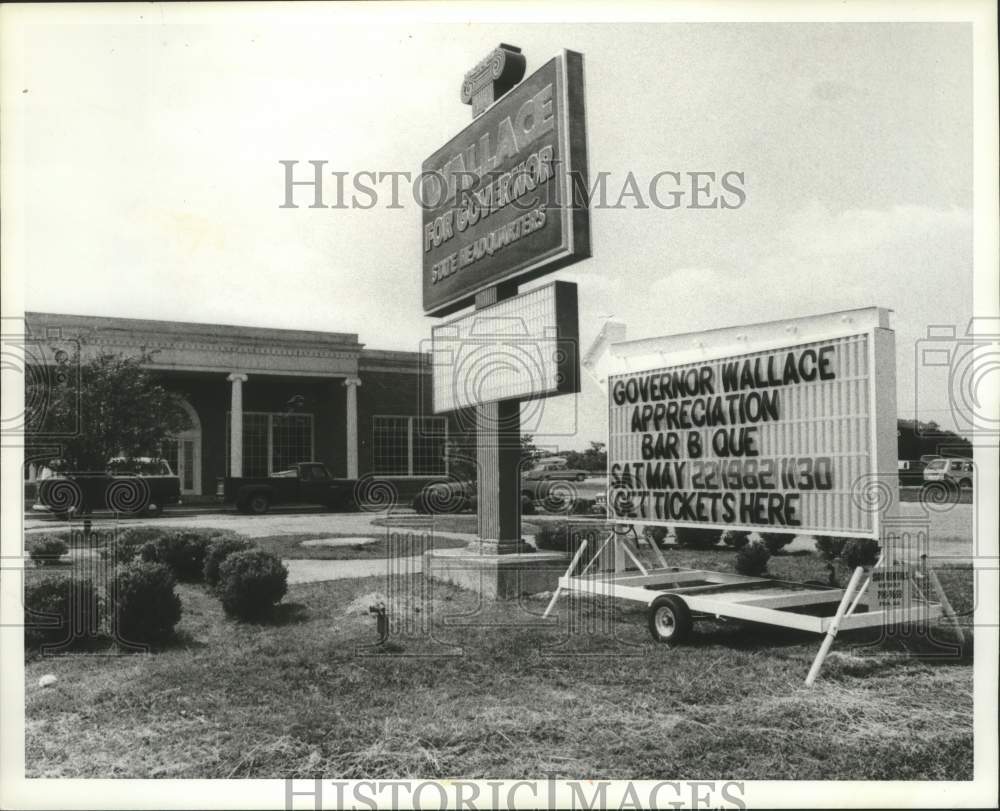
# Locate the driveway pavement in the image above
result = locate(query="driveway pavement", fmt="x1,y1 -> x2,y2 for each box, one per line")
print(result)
24,499 -> 979,585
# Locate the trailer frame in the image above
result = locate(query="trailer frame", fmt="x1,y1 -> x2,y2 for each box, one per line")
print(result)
541,527 -> 958,684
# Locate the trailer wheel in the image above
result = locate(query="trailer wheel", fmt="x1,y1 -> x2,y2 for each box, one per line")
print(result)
247,493 -> 270,515
647,595 -> 692,643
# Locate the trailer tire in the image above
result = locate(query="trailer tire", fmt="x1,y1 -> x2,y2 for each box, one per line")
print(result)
647,595 -> 692,644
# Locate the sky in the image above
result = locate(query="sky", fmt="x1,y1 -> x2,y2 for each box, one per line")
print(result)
3,7 -> 978,449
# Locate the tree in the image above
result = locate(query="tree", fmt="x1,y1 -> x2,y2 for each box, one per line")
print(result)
896,418 -> 972,461
26,348 -> 191,472
441,432 -> 541,482
520,433 -> 541,466
564,441 -> 607,472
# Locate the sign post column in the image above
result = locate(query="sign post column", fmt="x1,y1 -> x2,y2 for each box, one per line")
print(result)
420,44 -> 591,597
473,287 -> 526,554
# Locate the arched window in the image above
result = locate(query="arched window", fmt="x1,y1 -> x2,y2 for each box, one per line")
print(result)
162,399 -> 202,495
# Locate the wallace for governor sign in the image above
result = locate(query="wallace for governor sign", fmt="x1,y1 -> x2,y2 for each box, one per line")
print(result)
421,51 -> 591,316
607,308 -> 897,538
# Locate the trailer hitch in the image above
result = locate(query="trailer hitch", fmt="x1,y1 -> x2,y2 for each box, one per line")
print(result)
368,602 -> 388,645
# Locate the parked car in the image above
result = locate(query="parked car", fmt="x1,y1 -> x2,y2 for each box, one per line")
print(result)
412,479 -> 535,515
33,457 -> 181,519
919,454 -> 943,467
412,479 -> 476,514
922,458 -> 974,489
523,460 -> 589,482
217,461 -> 357,514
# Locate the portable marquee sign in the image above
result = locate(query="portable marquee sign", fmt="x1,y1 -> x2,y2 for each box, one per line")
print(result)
543,308 -> 964,685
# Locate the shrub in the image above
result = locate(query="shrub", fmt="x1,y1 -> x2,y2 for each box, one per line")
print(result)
110,562 -> 182,645
28,535 -> 68,566
100,526 -> 166,564
24,575 -> 101,649
841,538 -> 881,570
674,527 -> 721,549
533,525 -> 603,555
735,538 -> 770,576
139,531 -> 215,581
759,532 -> 795,555
643,525 -> 669,549
218,550 -> 289,621
203,536 -> 255,586
721,531 -> 750,550
533,524 -> 568,552
814,535 -> 850,560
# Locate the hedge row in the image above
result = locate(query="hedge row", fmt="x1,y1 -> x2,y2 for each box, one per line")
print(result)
25,562 -> 180,650
26,529 -> 290,651
814,535 -> 881,569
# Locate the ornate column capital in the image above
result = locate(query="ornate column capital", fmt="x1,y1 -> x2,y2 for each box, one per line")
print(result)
226,372 -> 249,384
343,376 -> 362,388
460,43 -> 526,118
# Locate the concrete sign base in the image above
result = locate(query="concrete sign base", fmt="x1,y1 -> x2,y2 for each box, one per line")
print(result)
423,546 -> 567,599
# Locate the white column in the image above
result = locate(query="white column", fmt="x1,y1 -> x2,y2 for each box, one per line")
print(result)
343,377 -> 361,479
227,373 -> 248,477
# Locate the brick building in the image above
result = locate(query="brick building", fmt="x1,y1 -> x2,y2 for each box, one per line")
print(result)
24,312 -> 469,502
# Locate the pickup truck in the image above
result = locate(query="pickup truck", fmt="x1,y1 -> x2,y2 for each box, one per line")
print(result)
33,457 -> 181,519
217,462 -> 357,515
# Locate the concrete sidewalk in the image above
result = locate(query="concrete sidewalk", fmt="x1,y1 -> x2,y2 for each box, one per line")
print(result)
285,556 -> 424,584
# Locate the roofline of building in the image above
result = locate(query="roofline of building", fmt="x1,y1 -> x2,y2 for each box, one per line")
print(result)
25,311 -> 364,350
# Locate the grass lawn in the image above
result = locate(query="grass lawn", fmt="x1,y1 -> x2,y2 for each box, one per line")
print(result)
24,548 -> 973,780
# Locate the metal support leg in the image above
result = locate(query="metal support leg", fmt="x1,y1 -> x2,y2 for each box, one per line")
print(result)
926,567 -> 966,647
805,566 -> 865,687
542,540 -> 589,619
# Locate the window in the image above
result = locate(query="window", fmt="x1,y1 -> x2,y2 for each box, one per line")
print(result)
272,414 -> 313,473
372,416 -> 447,476
226,412 -> 314,477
